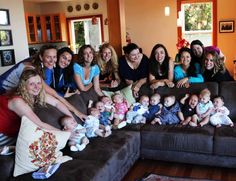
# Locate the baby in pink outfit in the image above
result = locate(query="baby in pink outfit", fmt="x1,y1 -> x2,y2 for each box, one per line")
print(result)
112,93 -> 129,129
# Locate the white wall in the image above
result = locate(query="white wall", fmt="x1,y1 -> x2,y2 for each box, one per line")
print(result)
0,0 -> 29,74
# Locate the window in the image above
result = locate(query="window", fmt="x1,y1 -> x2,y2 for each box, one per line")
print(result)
177,0 -> 217,46
67,15 -> 104,53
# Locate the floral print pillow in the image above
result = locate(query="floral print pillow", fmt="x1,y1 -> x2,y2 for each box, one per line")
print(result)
14,116 -> 72,177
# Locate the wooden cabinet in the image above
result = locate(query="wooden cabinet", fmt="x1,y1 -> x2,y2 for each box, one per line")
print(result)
25,14 -> 37,43
25,13 -> 67,44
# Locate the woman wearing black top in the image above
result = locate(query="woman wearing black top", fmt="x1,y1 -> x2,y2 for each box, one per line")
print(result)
119,43 -> 149,97
203,50 -> 234,82
149,44 -> 174,89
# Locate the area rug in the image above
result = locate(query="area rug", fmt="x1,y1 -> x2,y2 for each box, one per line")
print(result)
140,173 -> 218,181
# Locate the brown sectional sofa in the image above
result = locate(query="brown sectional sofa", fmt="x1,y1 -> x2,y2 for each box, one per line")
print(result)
1,81 -> 236,181
140,81 -> 236,168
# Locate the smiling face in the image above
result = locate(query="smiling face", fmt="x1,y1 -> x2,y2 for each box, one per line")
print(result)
58,51 -> 72,69
192,44 -> 203,58
204,53 -> 214,70
101,47 -> 112,63
26,75 -> 42,96
128,48 -> 140,63
95,101 -> 105,112
83,47 -> 94,64
188,95 -> 198,108
199,94 -> 210,104
40,48 -> 57,69
154,47 -> 166,64
180,51 -> 191,66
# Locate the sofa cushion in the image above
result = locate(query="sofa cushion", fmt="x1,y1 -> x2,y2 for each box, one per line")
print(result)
0,155 -> 14,181
122,123 -> 145,131
34,104 -> 65,129
219,81 -> 236,121
214,126 -> 236,156
141,124 -> 214,154
79,88 -> 99,110
102,84 -> 136,106
140,82 -> 218,100
66,94 -> 87,115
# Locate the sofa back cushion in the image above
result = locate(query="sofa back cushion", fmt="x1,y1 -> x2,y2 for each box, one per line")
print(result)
35,88 -> 99,129
219,81 -> 236,121
140,82 -> 219,101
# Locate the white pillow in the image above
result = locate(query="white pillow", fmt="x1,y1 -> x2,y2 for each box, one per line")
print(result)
14,116 -> 72,177
102,85 -> 136,106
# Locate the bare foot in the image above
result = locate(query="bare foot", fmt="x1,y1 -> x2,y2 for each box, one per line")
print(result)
189,122 -> 197,127
151,120 -> 157,125
88,100 -> 93,108
216,124 -> 221,128
104,130 -> 112,137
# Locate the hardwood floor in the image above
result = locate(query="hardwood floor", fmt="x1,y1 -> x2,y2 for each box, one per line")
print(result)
122,159 -> 236,181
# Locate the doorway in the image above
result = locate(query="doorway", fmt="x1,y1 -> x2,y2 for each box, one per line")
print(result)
67,15 -> 104,53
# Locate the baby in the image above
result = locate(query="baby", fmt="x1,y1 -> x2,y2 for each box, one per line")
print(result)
100,96 -> 114,113
95,101 -> 113,132
84,107 -> 111,138
151,95 -> 183,125
126,95 -> 149,124
180,94 -> 199,126
60,116 -> 89,152
195,88 -> 214,127
143,93 -> 162,123
112,93 -> 129,129
210,96 -> 234,127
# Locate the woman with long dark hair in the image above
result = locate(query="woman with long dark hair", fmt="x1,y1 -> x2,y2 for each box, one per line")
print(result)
174,47 -> 204,88
149,44 -> 174,89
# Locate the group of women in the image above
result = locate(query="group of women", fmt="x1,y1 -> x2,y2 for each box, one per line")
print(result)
0,39 -> 234,147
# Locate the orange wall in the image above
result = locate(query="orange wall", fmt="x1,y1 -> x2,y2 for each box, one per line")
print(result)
125,0 -> 178,59
217,0 -> 236,75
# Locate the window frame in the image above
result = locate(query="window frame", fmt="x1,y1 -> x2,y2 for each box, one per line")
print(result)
177,0 -> 217,46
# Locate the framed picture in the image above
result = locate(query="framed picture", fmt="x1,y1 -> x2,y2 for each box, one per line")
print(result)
0,9 -> 10,25
219,20 -> 234,33
0,30 -> 13,46
0,49 -> 15,66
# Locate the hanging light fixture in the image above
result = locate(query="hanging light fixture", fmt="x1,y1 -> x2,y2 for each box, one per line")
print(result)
164,6 -> 170,16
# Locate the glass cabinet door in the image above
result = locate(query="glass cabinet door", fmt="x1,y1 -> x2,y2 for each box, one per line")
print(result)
53,15 -> 61,41
27,16 -> 36,42
45,16 -> 52,41
36,16 -> 43,42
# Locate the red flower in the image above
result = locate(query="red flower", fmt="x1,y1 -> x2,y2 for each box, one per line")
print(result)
176,38 -> 190,50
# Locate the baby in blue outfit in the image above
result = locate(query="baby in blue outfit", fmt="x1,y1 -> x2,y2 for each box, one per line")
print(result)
143,93 -> 162,123
151,95 -> 182,125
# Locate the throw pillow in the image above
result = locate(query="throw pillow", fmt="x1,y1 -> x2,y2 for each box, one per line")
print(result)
13,116 -> 72,177
102,84 -> 136,106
